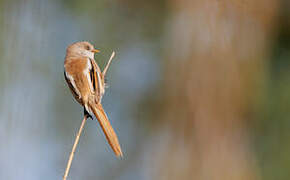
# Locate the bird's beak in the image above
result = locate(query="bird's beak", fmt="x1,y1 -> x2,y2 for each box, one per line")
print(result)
91,49 -> 100,53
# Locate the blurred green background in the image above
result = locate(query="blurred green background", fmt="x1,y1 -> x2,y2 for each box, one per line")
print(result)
0,0 -> 289,179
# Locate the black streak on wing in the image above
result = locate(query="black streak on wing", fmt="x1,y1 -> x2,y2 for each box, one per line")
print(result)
89,58 -> 99,93
90,65 -> 96,92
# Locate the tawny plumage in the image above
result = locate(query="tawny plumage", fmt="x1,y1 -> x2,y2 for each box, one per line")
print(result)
64,41 -> 122,157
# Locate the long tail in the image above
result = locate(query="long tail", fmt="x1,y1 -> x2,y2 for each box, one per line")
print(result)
88,102 -> 123,157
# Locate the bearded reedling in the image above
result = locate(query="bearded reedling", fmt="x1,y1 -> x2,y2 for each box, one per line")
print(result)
63,41 -> 122,179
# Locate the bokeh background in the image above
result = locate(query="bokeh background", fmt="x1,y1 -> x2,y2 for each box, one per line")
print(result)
0,0 -> 289,179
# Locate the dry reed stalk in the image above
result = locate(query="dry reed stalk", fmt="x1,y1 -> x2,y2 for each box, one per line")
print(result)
63,115 -> 88,180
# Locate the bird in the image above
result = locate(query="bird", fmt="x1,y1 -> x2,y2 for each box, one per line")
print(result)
64,41 -> 122,157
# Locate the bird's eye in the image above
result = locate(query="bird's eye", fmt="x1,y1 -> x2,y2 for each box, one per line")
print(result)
85,45 -> 90,50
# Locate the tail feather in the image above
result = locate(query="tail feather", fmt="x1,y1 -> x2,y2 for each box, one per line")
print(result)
88,102 -> 123,157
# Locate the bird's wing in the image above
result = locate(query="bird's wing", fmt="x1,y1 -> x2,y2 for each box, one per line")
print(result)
64,70 -> 82,104
89,58 -> 105,101
64,58 -> 96,105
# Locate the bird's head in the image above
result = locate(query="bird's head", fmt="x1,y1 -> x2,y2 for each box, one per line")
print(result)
66,41 -> 100,59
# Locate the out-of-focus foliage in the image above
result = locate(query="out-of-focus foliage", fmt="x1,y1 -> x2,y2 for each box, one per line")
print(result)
254,3 -> 290,179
